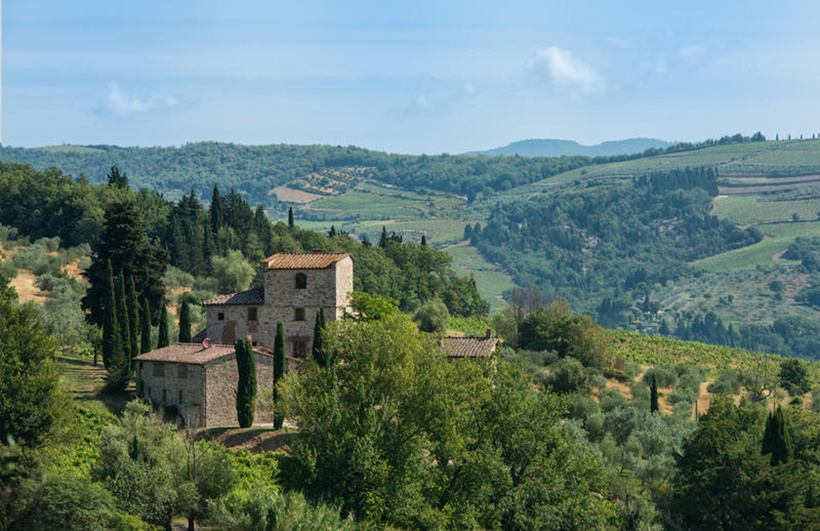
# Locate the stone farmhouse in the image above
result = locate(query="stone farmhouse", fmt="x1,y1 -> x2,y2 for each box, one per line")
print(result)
201,251 -> 354,357
134,341 -> 274,428
440,331 -> 500,359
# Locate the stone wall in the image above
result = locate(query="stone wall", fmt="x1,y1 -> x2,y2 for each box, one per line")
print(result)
138,353 -> 274,428
203,352 -> 274,427
205,304 -> 266,347
139,360 -> 206,427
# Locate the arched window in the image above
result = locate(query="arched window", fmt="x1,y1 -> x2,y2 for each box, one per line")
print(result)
295,273 -> 307,289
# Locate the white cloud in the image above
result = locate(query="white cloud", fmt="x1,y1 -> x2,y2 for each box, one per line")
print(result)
98,83 -> 178,116
529,47 -> 603,94
679,44 -> 706,63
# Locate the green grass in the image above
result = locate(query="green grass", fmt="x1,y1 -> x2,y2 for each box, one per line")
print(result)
513,140 -> 820,192
444,244 -> 516,312
712,196 -> 820,225
693,220 -> 820,271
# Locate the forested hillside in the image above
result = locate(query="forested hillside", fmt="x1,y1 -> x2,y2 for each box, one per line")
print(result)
473,167 -> 759,317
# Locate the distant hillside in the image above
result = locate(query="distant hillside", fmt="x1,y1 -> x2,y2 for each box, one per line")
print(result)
466,138 -> 672,158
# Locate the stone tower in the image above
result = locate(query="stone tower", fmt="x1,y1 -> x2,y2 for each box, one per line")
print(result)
202,252 -> 353,357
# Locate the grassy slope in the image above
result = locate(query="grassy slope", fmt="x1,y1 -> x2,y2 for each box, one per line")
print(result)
443,243 -> 516,312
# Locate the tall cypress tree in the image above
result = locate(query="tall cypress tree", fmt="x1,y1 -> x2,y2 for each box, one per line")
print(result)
157,301 -> 171,348
140,297 -> 152,353
116,273 -> 131,363
210,184 -> 224,236
102,260 -> 118,370
312,307 -> 326,367
763,406 -> 792,465
421,234 -> 427,247
179,300 -> 192,343
650,374 -> 659,413
235,338 -> 256,428
287,207 -> 294,228
273,321 -> 286,429
379,226 -> 388,248
126,273 -> 139,359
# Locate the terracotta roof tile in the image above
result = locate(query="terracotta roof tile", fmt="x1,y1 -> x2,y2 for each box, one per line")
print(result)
440,336 -> 500,359
201,286 -> 264,307
134,342 -> 272,365
263,252 -> 352,270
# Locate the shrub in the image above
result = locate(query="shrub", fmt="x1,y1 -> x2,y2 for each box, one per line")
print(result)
642,365 -> 678,388
708,370 -> 741,395
414,299 -> 450,333
163,266 -> 196,289
0,261 -> 17,279
545,357 -> 589,394
35,236 -> 61,253
604,367 -> 631,383
599,387 -> 628,413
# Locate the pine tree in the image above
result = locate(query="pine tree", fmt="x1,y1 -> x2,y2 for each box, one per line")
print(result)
102,260 -> 118,370
126,273 -> 139,359
140,297 -> 152,353
312,307 -> 326,367
235,338 -> 256,428
273,321 -> 286,429
650,374 -> 659,413
157,301 -> 170,348
179,300 -> 192,343
287,207 -> 294,228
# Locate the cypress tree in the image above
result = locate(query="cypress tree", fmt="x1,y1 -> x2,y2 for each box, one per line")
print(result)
273,321 -> 286,429
235,338 -> 256,428
312,307 -> 326,367
102,260 -> 118,370
379,226 -> 388,248
287,206 -> 294,228
210,184 -> 223,235
421,234 -> 427,247
140,297 -> 152,353
126,273 -> 139,359
763,406 -> 792,465
157,301 -> 171,348
650,374 -> 659,413
116,274 -> 131,362
179,300 -> 192,343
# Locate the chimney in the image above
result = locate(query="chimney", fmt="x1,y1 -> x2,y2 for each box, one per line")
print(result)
202,338 -> 212,349
312,248 -> 323,254
486,328 -> 492,339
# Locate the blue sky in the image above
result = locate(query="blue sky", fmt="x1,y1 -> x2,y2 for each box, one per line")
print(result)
4,1 -> 820,153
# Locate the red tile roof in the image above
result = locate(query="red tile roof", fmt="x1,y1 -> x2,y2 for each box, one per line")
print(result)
263,252 -> 352,270
440,336 -> 500,359
201,286 -> 265,307
134,342 -> 272,365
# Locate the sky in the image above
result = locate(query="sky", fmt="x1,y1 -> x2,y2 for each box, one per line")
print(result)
4,1 -> 820,154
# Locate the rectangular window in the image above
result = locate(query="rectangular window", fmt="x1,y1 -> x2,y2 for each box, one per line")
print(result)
153,363 -> 165,377
179,390 -> 183,404
217,312 -> 225,321
177,365 -> 188,379
248,307 -> 258,321
294,308 -> 305,321
293,341 -> 306,357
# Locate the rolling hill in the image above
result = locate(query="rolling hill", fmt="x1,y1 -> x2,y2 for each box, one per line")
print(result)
465,137 -> 672,157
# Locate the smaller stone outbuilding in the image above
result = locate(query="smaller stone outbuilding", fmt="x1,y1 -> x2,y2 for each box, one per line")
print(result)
440,331 -> 500,359
134,342 -> 275,428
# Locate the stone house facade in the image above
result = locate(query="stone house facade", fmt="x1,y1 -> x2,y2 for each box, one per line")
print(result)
134,342 -> 274,428
202,252 -> 353,358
